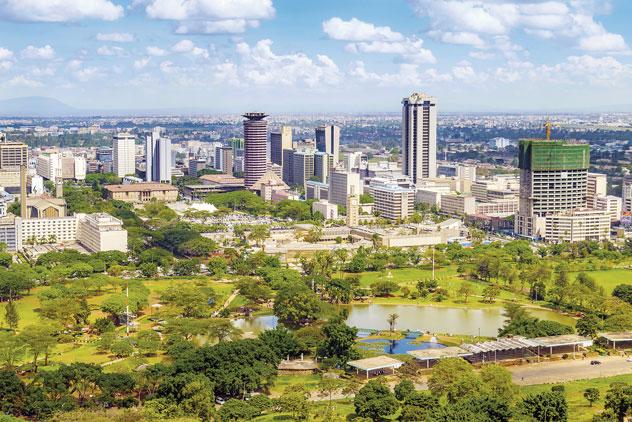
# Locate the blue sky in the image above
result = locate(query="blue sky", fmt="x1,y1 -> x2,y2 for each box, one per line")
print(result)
1,0 -> 632,112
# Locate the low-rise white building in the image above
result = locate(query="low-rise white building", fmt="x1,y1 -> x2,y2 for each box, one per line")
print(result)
440,194 -> 476,216
312,200 -> 338,220
369,179 -> 415,221
593,195 -> 622,222
77,213 -> 128,253
17,216 -> 78,246
544,209 -> 611,243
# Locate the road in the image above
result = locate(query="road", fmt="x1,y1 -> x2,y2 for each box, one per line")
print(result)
508,356 -> 632,385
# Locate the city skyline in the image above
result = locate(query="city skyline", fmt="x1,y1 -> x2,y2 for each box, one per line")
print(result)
0,0 -> 632,113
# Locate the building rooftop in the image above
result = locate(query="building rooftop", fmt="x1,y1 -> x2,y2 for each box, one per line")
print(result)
407,346 -> 473,361
531,334 -> 592,347
347,356 -> 404,371
600,332 -> 632,342
199,174 -> 245,186
104,183 -> 178,192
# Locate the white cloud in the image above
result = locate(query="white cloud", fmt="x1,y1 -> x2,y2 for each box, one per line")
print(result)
146,46 -> 167,56
74,66 -> 103,81
0,61 -> 12,71
8,75 -> 42,87
96,32 -> 135,42
0,47 -> 13,60
171,39 -> 209,59
428,30 -> 485,48
215,39 -> 340,88
160,60 -> 176,73
579,33 -> 628,52
346,38 -> 436,64
21,45 -> 55,60
0,0 -> 123,22
67,59 -> 82,70
410,0 -> 629,54
145,0 -> 274,20
175,18 -> 258,34
97,45 -> 125,56
323,17 -> 403,42
349,61 -> 452,87
134,57 -> 150,69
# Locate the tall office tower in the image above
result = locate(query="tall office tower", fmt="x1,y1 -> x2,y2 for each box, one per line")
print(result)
329,169 -> 362,206
623,175 -> 632,212
315,125 -> 340,167
270,126 -> 292,167
0,135 -> 28,169
112,133 -> 136,177
291,150 -> 315,187
219,146 -> 234,175
515,139 -> 590,238
145,127 -> 172,183
587,172 -> 607,207
36,153 -> 60,181
402,93 -> 437,183
314,152 -> 330,183
243,113 -> 268,188
282,149 -> 294,184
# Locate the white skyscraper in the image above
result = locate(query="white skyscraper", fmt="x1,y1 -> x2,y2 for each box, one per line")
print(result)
145,127 -> 172,183
315,125 -> 340,167
402,93 -> 437,183
112,133 -> 136,177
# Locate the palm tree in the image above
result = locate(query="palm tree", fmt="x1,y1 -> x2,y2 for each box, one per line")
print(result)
387,313 -> 399,332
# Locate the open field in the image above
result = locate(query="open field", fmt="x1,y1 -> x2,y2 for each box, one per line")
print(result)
569,268 -> 632,294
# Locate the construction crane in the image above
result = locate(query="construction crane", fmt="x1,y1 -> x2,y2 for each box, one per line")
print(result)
543,117 -> 560,141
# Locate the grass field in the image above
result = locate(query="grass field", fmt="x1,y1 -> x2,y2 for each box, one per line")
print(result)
520,374 -> 632,422
0,276 -> 235,369
569,269 -> 632,294
351,266 -> 527,308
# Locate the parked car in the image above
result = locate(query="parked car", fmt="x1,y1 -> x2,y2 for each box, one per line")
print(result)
215,397 -> 225,405
590,360 -> 602,365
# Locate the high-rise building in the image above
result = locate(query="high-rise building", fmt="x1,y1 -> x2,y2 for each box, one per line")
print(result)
328,169 -> 362,207
587,172 -> 607,207
314,152 -> 330,183
347,190 -> 360,227
270,126 -> 292,167
291,150 -> 315,187
402,93 -> 437,183
0,134 -> 28,170
515,139 -> 590,238
145,127 -> 172,183
112,133 -> 136,177
370,179 -> 415,221
217,146 -> 234,175
243,113 -> 268,188
623,175 -> 632,212
315,125 -> 340,167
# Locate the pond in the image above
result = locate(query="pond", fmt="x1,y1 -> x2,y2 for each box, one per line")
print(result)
358,335 -> 446,355
233,304 -> 575,338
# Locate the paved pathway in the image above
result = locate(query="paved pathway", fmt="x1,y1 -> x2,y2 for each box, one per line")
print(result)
212,288 -> 240,317
508,356 -> 632,385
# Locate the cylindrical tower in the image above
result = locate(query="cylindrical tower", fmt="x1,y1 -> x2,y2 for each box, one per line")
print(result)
243,112 -> 268,188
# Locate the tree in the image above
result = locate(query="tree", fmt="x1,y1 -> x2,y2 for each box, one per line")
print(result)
136,330 -> 161,356
583,387 -> 599,407
317,377 -> 347,420
520,391 -> 568,422
303,227 -> 323,243
387,313 -> 399,332
110,339 -> 134,357
394,379 -> 415,401
139,262 -> 158,277
428,358 -> 485,403
248,225 -> 270,248
603,382 -> 632,422
576,313 -> 602,337
4,300 -> 19,329
19,325 -> 57,371
172,259 -> 200,276
457,283 -> 475,303
160,284 -> 216,318
482,284 -> 501,303
371,280 -> 398,297
400,391 -> 439,421
0,331 -> 25,368
479,364 -> 517,404
219,399 -> 260,421
354,380 -> 399,420
612,284 -> 632,305
258,327 -> 303,359
273,284 -> 321,327
206,256 -> 228,277
317,317 -> 359,366
278,386 -> 311,421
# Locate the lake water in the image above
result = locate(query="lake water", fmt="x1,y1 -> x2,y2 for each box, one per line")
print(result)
359,336 -> 446,354
233,304 -> 575,337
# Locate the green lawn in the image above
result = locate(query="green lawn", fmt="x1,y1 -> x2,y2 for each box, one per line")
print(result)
351,266 -> 526,308
268,374 -> 322,397
569,269 -> 632,294
520,374 -> 632,422
1,276 -> 235,369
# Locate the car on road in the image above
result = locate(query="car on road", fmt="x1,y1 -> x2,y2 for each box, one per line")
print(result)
215,397 -> 225,405
626,357 -> 632,363
590,360 -> 602,365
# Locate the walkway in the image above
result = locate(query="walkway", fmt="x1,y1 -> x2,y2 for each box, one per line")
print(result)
212,288 -> 240,317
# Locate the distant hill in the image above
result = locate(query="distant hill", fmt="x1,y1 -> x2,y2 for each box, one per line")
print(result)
0,96 -> 79,116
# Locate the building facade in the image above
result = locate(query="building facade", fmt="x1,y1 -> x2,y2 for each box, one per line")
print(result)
145,127 -> 171,183
315,125 -> 340,167
243,113 -> 268,188
587,172 -> 607,207
370,181 -> 415,221
76,213 -> 128,252
515,139 -> 590,238
112,133 -> 136,178
328,169 -> 362,206
270,126 -> 292,167
105,183 -> 178,203
544,210 -> 610,243
402,93 -> 437,183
